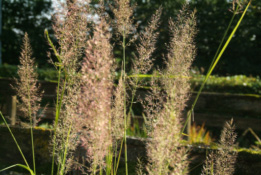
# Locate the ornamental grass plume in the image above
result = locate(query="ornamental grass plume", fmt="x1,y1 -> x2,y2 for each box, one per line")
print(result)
13,32 -> 43,174
54,77 -> 81,174
112,0 -> 134,37
77,16 -> 114,173
111,1 -> 135,174
132,7 -> 162,76
111,74 -> 125,140
52,0 -> 89,70
201,119 -> 238,175
230,0 -> 247,13
129,6 -> 162,101
49,0 -> 90,174
129,7 -> 162,139
14,33 -> 43,127
145,5 -> 197,175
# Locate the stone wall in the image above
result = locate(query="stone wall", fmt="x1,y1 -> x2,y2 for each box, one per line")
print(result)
0,127 -> 260,175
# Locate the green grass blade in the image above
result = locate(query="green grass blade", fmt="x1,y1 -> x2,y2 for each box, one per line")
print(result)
115,139 -> 124,175
51,67 -> 61,175
44,29 -> 62,63
60,122 -> 72,175
0,164 -> 34,175
26,92 -> 36,174
185,1 -> 252,132
105,146 -> 113,175
0,112 -> 30,169
122,30 -> 128,175
207,5 -> 239,73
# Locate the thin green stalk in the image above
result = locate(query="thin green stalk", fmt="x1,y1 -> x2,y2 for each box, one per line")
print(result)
57,73 -> 67,118
113,143 -> 117,175
46,29 -> 71,175
54,73 -> 68,175
46,29 -> 64,175
184,1 -> 251,133
0,164 -> 34,175
122,31 -> 128,175
51,66 -> 62,175
93,165 -> 97,175
56,153 -> 62,175
115,139 -> 124,175
60,122 -> 72,175
44,30 -> 62,63
128,78 -> 140,118
207,5 -> 239,73
192,1 -> 251,113
28,104 -> 36,174
52,69 -> 67,175
25,72 -> 36,174
105,147 -> 113,175
57,73 -> 68,174
113,141 -> 119,174
106,118 -> 113,175
100,167 -> 103,175
0,112 -> 31,169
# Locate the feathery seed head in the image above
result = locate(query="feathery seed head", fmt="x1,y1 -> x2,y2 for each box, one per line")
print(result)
111,74 -> 125,140
112,0 -> 134,36
52,0 -> 89,70
132,7 -> 162,75
77,17 -> 113,172
14,33 -> 43,126
201,119 -> 238,175
145,5 -> 196,175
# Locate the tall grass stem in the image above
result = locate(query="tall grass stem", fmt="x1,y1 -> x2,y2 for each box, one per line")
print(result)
207,5 -> 239,73
0,112 -> 31,169
122,30 -> 129,175
185,1 -> 251,134
26,77 -> 36,174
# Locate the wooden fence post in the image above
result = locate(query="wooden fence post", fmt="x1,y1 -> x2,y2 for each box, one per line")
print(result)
8,95 -> 17,126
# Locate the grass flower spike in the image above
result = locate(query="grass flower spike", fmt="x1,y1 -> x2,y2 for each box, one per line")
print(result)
13,32 -> 43,174
14,33 -> 43,126
201,119 -> 238,175
78,17 -> 114,173
49,1 -> 90,174
112,0 -> 134,37
132,7 -> 162,75
146,5 -> 197,175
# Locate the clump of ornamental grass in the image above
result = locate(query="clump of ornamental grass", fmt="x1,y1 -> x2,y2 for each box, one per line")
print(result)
111,1 -> 163,174
0,1 -> 252,175
46,0 -> 90,174
48,1 -> 132,174
201,119 -> 238,175
13,33 -> 43,174
111,1 -> 135,173
145,5 -> 197,175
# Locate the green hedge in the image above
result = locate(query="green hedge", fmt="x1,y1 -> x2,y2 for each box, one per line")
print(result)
0,64 -> 58,81
191,74 -> 261,95
1,64 -> 261,95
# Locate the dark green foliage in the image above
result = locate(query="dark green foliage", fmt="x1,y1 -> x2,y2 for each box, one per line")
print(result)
191,75 -> 261,95
0,64 -> 58,81
190,0 -> 261,76
0,64 -> 18,78
2,0 -> 53,67
1,64 -> 261,94
2,0 -> 261,75
130,0 -> 261,75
